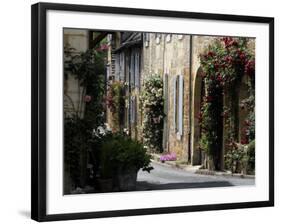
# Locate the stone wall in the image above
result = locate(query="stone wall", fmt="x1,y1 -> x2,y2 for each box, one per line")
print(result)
190,36 -> 217,164
63,29 -> 89,118
143,34 -> 191,160
108,32 -> 255,166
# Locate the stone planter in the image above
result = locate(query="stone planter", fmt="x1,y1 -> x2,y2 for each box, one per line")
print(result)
117,168 -> 138,191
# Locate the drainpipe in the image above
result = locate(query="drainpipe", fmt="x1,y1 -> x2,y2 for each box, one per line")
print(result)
188,35 -> 193,163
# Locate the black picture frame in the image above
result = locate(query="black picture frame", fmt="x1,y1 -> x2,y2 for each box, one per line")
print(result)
31,2 -> 274,222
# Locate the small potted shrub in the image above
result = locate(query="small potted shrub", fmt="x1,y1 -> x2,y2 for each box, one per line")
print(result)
100,133 -> 153,191
114,135 -> 153,191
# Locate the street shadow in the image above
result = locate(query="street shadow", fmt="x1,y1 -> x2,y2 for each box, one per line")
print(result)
136,181 -> 233,191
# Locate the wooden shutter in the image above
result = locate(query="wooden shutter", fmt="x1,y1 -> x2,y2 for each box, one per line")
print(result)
130,96 -> 135,124
120,52 -> 125,81
178,75 -> 184,136
115,54 -> 120,81
126,54 -> 130,83
130,52 -> 135,87
173,76 -> 177,131
163,74 -> 169,149
135,51 -> 140,88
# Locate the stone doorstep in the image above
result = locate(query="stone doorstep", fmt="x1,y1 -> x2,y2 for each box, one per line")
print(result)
150,153 -> 255,179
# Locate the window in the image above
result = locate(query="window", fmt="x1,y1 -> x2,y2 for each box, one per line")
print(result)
166,34 -> 172,43
130,52 -> 135,87
155,33 -> 161,44
134,51 -> 140,88
174,75 -> 184,138
144,33 -> 150,47
177,34 -> 183,40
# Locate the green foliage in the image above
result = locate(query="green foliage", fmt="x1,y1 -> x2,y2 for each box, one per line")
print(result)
224,140 -> 255,174
140,75 -> 165,152
99,136 -> 116,179
199,37 -> 255,172
63,42 -> 107,187
64,117 -> 93,186
247,140 -> 255,173
225,142 -> 247,173
106,81 -> 126,131
100,133 -> 153,174
65,46 -> 106,87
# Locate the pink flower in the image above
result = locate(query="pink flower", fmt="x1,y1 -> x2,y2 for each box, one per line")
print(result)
160,153 -> 177,162
84,95 -> 92,102
96,44 -> 109,52
153,117 -> 161,124
245,60 -> 255,77
225,55 -> 233,63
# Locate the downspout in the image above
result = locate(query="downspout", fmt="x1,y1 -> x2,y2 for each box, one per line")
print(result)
188,35 -> 193,163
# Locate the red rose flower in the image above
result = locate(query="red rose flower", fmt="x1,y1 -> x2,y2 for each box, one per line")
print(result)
208,51 -> 215,57
225,55 -> 233,64
84,95 -> 92,103
245,60 -> 255,76
239,53 -> 246,61
241,138 -> 249,145
206,95 -> 213,102
217,73 -> 223,82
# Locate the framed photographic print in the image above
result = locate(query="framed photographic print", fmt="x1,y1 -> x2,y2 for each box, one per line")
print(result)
31,2 -> 274,222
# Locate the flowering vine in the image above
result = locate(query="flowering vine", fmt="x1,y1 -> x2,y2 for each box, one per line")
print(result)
199,37 -> 255,172
140,75 -> 165,152
106,81 -> 125,132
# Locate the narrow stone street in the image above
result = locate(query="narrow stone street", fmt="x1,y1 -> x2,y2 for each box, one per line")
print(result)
136,161 -> 255,191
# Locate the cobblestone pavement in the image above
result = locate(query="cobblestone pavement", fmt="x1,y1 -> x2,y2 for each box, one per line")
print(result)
136,161 -> 255,191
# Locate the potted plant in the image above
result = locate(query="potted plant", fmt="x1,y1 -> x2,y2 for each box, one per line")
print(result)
100,133 -> 153,191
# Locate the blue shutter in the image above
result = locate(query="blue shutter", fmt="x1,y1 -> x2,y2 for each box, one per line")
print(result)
130,96 -> 135,123
120,53 -> 125,81
178,75 -> 184,136
130,52 -> 135,87
115,54 -> 120,81
163,74 -> 169,149
135,51 -> 140,88
173,76 -> 177,131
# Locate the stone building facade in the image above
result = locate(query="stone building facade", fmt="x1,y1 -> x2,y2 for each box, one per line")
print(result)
107,32 -> 254,169
63,29 -> 254,171
106,32 -> 218,163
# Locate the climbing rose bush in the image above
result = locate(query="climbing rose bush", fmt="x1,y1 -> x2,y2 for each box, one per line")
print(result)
199,37 -> 255,172
140,74 -> 165,152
